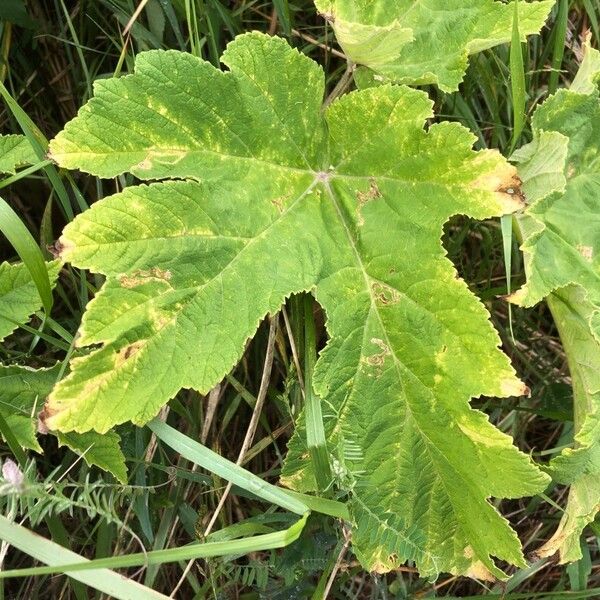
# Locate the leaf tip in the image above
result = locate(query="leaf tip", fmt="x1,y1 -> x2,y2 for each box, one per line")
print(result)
37,403 -> 57,434
504,287 -> 527,306
463,560 -> 498,582
50,236 -> 74,262
500,377 -> 530,398
472,157 -> 526,213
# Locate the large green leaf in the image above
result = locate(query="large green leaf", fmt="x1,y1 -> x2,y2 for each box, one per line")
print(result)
0,261 -> 59,342
315,0 -> 553,91
0,364 -> 127,482
511,41 -> 600,563
0,134 -> 37,175
46,33 -> 548,578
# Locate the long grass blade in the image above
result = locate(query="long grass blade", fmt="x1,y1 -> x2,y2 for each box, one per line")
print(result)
0,515 -> 169,599
0,513 -> 308,578
0,195 -> 53,314
147,418 -> 308,515
509,0 -> 526,153
548,0 -> 568,95
303,294 -> 332,491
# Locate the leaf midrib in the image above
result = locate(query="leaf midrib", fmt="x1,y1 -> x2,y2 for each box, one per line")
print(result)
323,179 -> 490,551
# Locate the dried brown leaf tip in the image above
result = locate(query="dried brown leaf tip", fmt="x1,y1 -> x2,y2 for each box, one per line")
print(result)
37,404 -> 56,434
48,239 -> 65,259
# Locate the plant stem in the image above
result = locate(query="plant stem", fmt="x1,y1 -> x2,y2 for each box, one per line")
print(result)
324,61 -> 355,108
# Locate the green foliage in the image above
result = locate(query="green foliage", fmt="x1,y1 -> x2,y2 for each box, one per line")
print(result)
0,134 -> 37,175
0,261 -> 58,342
512,40 -> 600,563
0,362 -> 127,483
315,0 -> 553,91
0,364 -> 59,452
0,261 -> 126,481
44,32 -> 551,579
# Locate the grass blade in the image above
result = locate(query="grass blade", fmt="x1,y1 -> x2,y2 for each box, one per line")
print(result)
501,214 -> 515,342
304,294 -> 332,491
509,0 -> 526,153
0,513 -> 308,578
548,0 -> 568,95
147,418 -> 308,515
148,418 -> 349,518
272,0 -> 291,36
0,195 -> 53,314
0,515 -> 169,599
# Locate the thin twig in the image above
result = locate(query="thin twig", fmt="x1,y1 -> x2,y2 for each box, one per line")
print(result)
249,5 -> 346,59
281,305 -> 305,393
201,384 -> 222,444
323,529 -> 351,599
123,0 -> 151,37
169,314 -> 280,598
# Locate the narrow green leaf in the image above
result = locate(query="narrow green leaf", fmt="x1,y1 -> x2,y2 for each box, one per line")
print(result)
272,0 -> 291,36
548,0 -> 568,95
0,515 -> 169,599
303,294 -> 332,491
501,214 -> 515,341
509,0 -> 526,152
148,418 -> 308,515
0,513 -> 308,578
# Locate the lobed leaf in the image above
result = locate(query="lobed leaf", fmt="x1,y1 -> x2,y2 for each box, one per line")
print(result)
511,40 -> 600,563
46,33 -> 548,578
315,0 -> 554,91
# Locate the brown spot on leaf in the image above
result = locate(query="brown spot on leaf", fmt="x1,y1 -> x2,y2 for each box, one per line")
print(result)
112,342 -> 146,370
471,158 -> 526,213
50,237 -> 74,260
119,267 -> 172,289
372,281 -> 400,305
271,195 -> 288,213
116,341 -> 144,365
356,179 -> 382,225
496,173 -> 526,209
363,338 -> 391,373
